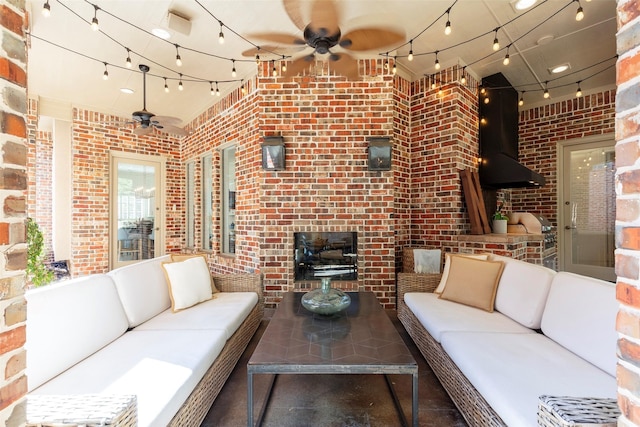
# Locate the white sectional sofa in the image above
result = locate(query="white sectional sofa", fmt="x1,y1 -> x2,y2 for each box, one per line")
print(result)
26,255 -> 263,427
398,253 -> 618,427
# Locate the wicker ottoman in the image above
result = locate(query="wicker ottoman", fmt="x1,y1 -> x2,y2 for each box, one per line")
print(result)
27,394 -> 137,427
538,395 -> 620,427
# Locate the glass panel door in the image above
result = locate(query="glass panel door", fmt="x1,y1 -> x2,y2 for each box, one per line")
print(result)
561,139 -> 615,281
111,153 -> 164,269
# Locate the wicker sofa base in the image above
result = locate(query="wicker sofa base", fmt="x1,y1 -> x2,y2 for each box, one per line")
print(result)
398,305 -> 506,427
168,302 -> 262,426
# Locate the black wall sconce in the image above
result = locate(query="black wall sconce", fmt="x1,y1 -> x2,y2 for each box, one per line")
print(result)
261,136 -> 285,171
368,137 -> 392,171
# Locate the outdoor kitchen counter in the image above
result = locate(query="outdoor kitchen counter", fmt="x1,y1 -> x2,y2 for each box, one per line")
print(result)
450,233 -> 556,270
457,233 -> 544,243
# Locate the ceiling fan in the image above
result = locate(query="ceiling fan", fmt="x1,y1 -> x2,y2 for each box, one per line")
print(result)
243,0 -> 405,79
129,64 -> 187,137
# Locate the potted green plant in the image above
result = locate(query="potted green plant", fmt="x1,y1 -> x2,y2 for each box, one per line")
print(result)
26,218 -> 54,287
492,204 -> 509,234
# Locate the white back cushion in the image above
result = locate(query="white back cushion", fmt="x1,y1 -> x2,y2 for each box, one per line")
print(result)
108,255 -> 171,327
490,255 -> 556,329
541,272 -> 618,376
26,275 -> 128,390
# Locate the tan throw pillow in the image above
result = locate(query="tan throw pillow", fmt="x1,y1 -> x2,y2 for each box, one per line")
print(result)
170,254 -> 218,293
435,253 -> 489,294
438,256 -> 505,312
162,256 -> 214,312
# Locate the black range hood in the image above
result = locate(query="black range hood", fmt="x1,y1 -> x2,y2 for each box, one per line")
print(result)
480,153 -> 545,188
478,73 -> 545,189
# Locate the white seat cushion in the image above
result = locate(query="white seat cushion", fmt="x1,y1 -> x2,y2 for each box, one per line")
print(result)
135,292 -> 258,339
30,329 -> 227,427
490,255 -> 556,329
440,331 -> 617,427
404,293 -> 533,342
108,255 -> 172,327
541,272 -> 618,376
26,275 -> 129,390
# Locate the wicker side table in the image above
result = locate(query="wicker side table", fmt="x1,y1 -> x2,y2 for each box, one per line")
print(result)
538,395 -> 620,427
27,394 -> 137,427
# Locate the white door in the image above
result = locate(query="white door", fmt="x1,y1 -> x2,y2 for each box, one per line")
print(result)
110,152 -> 165,269
560,138 -> 615,282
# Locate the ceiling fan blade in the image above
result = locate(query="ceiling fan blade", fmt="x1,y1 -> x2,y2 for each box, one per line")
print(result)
155,124 -> 188,137
152,116 -> 182,126
309,0 -> 340,35
242,45 -> 307,57
329,53 -> 359,79
282,0 -> 305,30
340,27 -> 406,51
133,126 -> 153,136
247,32 -> 305,46
283,55 -> 315,77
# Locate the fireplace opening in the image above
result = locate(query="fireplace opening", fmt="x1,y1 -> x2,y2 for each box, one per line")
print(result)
294,232 -> 357,281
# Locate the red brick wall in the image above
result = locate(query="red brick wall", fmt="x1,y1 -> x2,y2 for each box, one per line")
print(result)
408,70 -> 481,252
184,61 -> 402,308
615,0 -> 640,423
512,91 -> 616,224
26,101 -> 54,264
70,110 -> 183,275
0,1 -> 28,423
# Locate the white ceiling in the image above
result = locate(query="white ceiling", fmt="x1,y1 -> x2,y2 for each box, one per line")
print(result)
26,0 -> 617,128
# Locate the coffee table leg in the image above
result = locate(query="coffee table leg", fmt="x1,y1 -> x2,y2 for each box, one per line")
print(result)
247,370 -> 254,427
412,371 -> 418,427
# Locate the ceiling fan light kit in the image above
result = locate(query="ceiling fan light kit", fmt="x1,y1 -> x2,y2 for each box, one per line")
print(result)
245,0 -> 404,79
130,64 -> 187,137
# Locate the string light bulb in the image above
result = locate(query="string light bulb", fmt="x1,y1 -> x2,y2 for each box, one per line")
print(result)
281,56 -> 287,73
175,45 -> 182,67
460,66 -> 467,85
576,82 -> 582,97
125,48 -> 132,68
408,40 -> 414,61
575,0 -> 584,21
434,51 -> 441,70
272,61 -> 277,77
492,28 -> 500,51
215,82 -> 220,96
42,0 -> 51,17
392,57 -> 397,75
241,81 -> 246,95
210,82 -> 215,96
91,5 -> 99,31
543,82 -> 550,99
503,46 -> 510,65
178,74 -> 184,91
384,55 -> 389,70
218,21 -> 225,44
444,8 -> 452,35
164,78 -> 169,93
519,91 -> 525,106
231,60 -> 237,77
102,62 -> 108,80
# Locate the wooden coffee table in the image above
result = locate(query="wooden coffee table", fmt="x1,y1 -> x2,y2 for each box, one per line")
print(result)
247,291 -> 418,426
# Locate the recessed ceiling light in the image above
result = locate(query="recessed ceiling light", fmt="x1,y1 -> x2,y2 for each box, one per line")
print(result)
120,88 -> 134,94
152,28 -> 171,39
549,63 -> 571,74
511,0 -> 537,10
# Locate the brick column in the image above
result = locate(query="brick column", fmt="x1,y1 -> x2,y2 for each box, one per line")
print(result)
616,0 -> 640,425
0,0 -> 28,425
